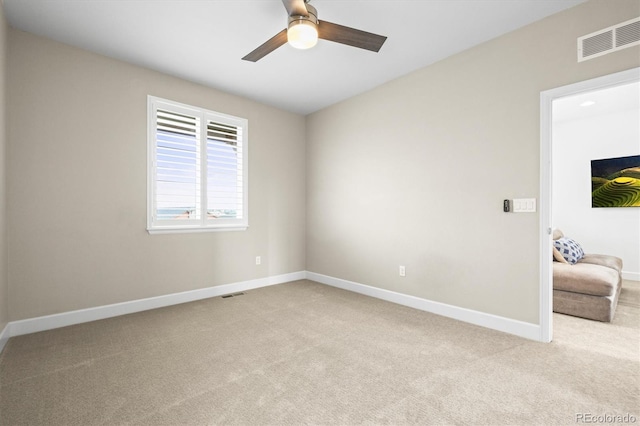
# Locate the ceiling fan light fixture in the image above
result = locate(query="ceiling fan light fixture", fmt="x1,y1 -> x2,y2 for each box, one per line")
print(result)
287,3 -> 318,50
287,19 -> 318,49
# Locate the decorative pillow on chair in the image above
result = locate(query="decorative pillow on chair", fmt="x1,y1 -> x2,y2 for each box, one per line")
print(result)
552,246 -> 569,264
553,237 -> 584,265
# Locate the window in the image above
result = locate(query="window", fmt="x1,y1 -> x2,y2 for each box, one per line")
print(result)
147,96 -> 248,233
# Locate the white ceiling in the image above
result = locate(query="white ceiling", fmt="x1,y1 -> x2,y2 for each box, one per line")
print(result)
553,81 -> 640,123
3,0 -> 587,115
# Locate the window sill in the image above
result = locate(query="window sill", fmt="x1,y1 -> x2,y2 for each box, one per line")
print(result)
147,225 -> 248,235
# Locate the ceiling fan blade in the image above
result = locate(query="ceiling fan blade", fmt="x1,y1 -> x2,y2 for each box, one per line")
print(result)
242,29 -> 288,62
282,0 -> 308,17
318,21 -> 387,52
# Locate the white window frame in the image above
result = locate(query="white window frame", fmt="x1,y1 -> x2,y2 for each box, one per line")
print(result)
147,96 -> 248,234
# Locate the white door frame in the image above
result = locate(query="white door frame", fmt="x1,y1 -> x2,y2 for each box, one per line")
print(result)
539,67 -> 640,343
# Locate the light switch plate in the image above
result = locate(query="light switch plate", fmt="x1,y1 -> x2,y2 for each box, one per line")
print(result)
513,198 -> 536,213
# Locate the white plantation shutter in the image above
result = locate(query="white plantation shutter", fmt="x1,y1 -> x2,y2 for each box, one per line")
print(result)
155,109 -> 201,222
207,120 -> 244,220
148,97 -> 248,233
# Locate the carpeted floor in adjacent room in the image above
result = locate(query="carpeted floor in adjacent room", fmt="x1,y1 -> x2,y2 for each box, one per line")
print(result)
1,279 -> 638,425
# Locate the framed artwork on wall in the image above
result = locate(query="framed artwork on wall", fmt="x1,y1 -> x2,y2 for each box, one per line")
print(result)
591,154 -> 640,207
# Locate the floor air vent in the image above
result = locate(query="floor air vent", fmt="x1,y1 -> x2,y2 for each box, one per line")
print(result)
578,17 -> 640,62
221,292 -> 245,299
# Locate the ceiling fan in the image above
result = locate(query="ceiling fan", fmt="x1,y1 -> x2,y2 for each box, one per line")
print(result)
242,0 -> 387,62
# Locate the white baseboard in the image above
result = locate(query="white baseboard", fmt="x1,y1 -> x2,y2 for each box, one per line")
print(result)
622,271 -> 640,282
1,269 -> 543,350
0,323 -> 9,354
6,271 -> 306,339
305,272 -> 543,342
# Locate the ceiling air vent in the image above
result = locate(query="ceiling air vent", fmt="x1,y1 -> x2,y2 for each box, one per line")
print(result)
578,17 -> 640,62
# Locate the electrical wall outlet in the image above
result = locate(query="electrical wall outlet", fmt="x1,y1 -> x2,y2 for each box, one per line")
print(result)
256,256 -> 261,265
399,265 -> 406,277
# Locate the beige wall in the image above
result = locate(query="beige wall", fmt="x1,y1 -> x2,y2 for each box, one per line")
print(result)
7,30 -> 306,320
3,0 -> 640,327
306,0 -> 640,324
0,4 -> 7,331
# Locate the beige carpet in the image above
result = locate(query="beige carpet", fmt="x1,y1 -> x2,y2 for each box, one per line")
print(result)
1,279 -> 638,425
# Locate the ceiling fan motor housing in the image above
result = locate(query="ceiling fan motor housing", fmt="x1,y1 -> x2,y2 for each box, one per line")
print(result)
288,3 -> 318,29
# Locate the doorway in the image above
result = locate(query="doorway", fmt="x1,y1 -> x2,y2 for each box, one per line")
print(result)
539,67 -> 640,343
